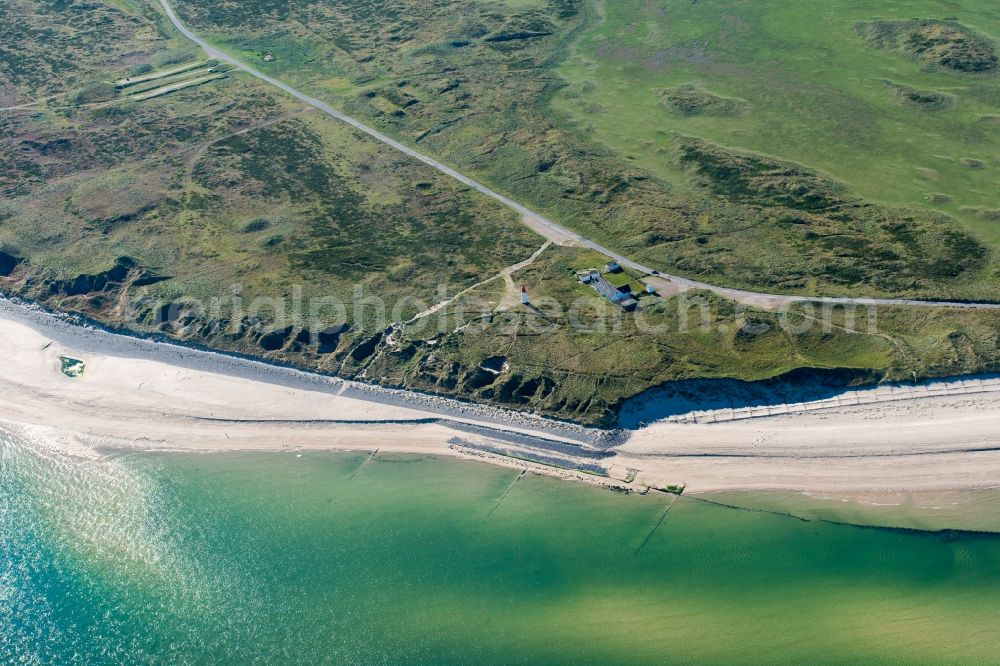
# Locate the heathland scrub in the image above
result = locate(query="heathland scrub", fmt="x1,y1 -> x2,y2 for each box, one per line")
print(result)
155,0 -> 1000,309
5,0 -> 1000,427
553,0 -> 1000,249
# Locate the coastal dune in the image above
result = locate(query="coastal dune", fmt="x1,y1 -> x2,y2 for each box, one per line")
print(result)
3,300 -> 1000,494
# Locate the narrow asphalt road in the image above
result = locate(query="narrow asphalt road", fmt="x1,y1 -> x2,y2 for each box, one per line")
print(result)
158,0 -> 1000,311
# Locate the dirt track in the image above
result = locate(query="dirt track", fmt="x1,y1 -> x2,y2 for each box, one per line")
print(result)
157,0 -> 1000,312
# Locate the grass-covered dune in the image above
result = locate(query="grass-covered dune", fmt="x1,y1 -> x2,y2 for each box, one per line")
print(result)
356,245 -> 1000,425
3,0 -> 1000,425
555,0 -> 1000,296
168,0 -> 1000,302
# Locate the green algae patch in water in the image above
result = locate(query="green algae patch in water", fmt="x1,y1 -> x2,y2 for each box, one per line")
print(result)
58,356 -> 86,378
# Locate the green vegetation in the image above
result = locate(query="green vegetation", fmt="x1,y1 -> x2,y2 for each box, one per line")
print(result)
856,18 -> 998,73
3,0 -> 1000,424
660,84 -> 748,117
553,0 -> 1000,292
0,1 -> 541,386
58,356 -> 86,378
0,0 -> 154,98
355,246 -> 1000,424
881,79 -> 956,111
166,0 -> 1000,301
672,137 -> 987,294
70,82 -> 118,106
127,63 -> 155,77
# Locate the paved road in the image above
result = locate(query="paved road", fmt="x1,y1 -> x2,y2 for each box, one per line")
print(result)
158,0 -> 1000,311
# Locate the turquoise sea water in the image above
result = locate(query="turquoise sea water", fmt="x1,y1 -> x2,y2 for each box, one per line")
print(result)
3,433 -> 1000,664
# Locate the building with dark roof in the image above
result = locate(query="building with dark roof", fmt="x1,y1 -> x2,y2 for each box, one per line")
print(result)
591,276 -> 629,304
579,267 -> 641,310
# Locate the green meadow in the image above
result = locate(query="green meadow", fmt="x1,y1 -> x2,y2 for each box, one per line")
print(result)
170,0 -> 1000,300
554,0 -> 1000,245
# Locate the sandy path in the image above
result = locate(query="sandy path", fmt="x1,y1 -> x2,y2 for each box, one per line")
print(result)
406,240 -> 550,324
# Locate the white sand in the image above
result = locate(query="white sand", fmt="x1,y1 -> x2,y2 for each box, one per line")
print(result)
3,309 -> 1000,494
0,315 -> 459,455
621,396 -> 1000,492
0,312 -> 618,488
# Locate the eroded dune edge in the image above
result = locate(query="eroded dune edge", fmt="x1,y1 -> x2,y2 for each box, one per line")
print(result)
3,298 -> 1000,500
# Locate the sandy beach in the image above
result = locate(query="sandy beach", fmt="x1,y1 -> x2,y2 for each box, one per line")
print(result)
620,396 -> 1000,492
2,298 -> 1000,495
0,302 -> 561,456
0,299 -> 621,488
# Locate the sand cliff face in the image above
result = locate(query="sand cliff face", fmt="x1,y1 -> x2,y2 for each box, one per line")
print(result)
0,255 -> 562,419
0,256 -> 621,426
4,252 -> 1000,431
4,297 -> 1000,497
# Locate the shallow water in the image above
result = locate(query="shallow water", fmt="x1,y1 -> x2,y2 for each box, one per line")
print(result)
703,488 -> 1000,533
3,434 -> 1000,664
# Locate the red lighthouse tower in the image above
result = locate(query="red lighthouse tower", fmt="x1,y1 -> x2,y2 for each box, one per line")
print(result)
520,285 -> 529,305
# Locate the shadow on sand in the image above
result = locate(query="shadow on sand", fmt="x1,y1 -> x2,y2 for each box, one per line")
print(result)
616,367 -> 1000,429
